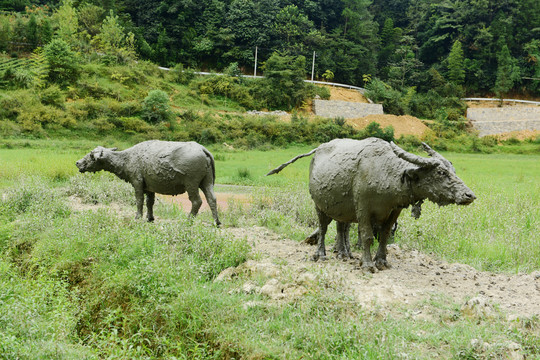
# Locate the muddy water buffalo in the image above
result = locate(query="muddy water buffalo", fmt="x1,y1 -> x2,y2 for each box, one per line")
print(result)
267,137 -> 475,271
76,140 -> 221,225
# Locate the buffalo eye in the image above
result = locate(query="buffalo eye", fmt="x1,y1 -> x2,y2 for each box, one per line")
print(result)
437,169 -> 447,176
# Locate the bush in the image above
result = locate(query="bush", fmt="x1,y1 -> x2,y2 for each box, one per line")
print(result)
365,78 -> 406,115
43,39 -> 80,87
39,85 -> 65,108
192,75 -> 258,109
358,122 -> 395,142
141,90 -> 173,124
256,52 -> 311,110
169,63 -> 195,85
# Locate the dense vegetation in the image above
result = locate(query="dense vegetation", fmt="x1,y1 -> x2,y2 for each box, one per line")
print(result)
1,0 -> 539,98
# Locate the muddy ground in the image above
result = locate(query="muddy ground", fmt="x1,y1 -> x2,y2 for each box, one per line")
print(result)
222,225 -> 540,320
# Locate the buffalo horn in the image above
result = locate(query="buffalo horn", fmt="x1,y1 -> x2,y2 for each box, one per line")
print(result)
390,142 -> 440,168
422,143 -> 454,170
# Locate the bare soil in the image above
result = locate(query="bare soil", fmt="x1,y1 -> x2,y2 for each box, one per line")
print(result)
489,129 -> 540,141
326,86 -> 369,103
223,226 -> 540,319
345,114 -> 431,138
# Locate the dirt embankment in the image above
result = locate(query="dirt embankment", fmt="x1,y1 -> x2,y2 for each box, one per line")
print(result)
320,87 -> 430,138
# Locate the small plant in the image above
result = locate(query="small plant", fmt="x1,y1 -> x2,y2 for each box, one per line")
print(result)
235,167 -> 252,182
322,69 -> 334,82
141,90 -> 172,124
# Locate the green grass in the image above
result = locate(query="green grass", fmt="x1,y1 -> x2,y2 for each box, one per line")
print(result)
1,139 -> 539,358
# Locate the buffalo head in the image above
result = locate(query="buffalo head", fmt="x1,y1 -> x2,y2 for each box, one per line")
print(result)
76,146 -> 117,173
391,142 -> 476,206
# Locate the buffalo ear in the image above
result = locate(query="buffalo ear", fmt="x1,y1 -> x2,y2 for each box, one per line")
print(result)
401,168 -> 420,184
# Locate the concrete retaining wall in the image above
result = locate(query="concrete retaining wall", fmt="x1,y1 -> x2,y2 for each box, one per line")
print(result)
467,107 -> 540,136
313,99 -> 383,118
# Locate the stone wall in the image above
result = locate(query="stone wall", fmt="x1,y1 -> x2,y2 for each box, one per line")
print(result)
313,99 -> 383,118
467,107 -> 540,136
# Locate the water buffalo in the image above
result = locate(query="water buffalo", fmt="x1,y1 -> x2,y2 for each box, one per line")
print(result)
267,138 -> 475,271
76,140 -> 221,226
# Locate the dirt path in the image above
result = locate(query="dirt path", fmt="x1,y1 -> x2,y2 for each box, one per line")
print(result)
223,226 -> 540,319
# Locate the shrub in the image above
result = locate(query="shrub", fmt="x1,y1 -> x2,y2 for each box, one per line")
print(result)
39,85 -> 65,108
359,122 -> 395,142
192,75 -> 258,109
43,39 -> 80,87
365,78 -> 406,115
257,52 -> 310,110
142,90 -> 172,124
169,63 -> 195,85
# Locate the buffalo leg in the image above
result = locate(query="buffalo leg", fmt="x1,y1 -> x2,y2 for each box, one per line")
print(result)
145,191 -> 155,222
357,217 -> 375,271
335,222 -> 353,259
200,180 -> 221,227
313,209 -> 332,261
134,186 -> 144,219
186,186 -> 203,217
373,210 -> 401,270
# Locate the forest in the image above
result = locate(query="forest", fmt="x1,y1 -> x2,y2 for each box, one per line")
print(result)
1,0 -> 539,97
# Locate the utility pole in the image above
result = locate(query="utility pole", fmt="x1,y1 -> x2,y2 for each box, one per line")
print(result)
254,46 -> 258,77
311,51 -> 316,81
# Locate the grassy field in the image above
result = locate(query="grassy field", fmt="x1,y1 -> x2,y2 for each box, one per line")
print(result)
1,138 -> 539,358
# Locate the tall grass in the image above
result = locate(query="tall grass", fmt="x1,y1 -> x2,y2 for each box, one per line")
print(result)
0,175 -> 249,358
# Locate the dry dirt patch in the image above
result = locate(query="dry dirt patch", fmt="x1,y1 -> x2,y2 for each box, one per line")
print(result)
326,86 -> 369,103
346,114 -> 431,138
222,226 -> 540,319
488,129 -> 540,141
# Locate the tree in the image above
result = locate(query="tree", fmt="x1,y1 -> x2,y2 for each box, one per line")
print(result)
341,0 -> 377,43
52,0 -> 78,45
260,52 -> 309,110
447,40 -> 465,85
387,35 -> 423,89
94,10 -> 136,63
494,42 -> 521,97
273,5 -> 314,45
26,14 -> 39,49
44,38 -> 80,87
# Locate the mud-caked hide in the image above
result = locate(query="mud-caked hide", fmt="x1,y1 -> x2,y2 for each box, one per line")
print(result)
76,140 -> 221,225
266,137 -> 476,270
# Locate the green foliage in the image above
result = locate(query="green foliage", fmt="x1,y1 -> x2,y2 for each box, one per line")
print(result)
169,63 -> 195,85
40,85 -> 65,107
257,52 -> 310,110
365,78 -> 407,115
447,40 -> 465,85
192,75 -> 258,110
360,122 -> 395,142
44,39 -> 80,87
494,43 -> 521,97
141,89 -> 172,124
93,10 -> 136,64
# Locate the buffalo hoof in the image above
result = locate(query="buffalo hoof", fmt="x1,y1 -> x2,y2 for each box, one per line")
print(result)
375,259 -> 391,270
361,262 -> 377,273
336,252 -> 355,261
147,217 -> 155,222
311,253 -> 327,262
